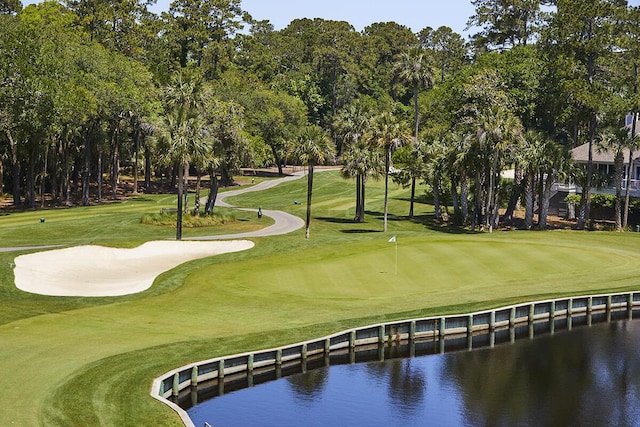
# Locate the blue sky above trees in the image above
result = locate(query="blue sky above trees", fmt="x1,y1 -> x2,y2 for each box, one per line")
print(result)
23,0 -> 477,35
22,0 -> 640,37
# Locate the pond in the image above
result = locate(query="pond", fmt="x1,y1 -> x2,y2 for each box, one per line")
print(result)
186,315 -> 640,426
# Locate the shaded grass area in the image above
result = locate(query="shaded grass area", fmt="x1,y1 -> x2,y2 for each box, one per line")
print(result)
2,171 -> 640,426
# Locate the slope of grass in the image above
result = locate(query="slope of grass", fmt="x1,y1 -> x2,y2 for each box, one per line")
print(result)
1,171 -> 639,426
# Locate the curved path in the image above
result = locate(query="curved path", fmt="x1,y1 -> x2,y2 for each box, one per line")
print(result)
0,169 -> 313,252
185,170 -> 307,240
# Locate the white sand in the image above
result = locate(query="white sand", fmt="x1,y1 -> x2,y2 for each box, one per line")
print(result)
13,240 -> 254,297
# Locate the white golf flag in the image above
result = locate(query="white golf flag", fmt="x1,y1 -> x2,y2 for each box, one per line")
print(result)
388,236 -> 396,243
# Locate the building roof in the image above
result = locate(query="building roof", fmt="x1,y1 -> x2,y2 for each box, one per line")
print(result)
570,143 -> 636,165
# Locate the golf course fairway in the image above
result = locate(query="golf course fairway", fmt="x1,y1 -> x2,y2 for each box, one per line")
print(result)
1,171 -> 639,426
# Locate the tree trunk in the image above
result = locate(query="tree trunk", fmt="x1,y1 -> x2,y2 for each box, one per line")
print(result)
73,154 -> 81,200
220,163 -> 233,187
383,148 -> 390,232
539,173 -> 554,230
183,166 -> 189,213
524,172 -> 534,230
433,173 -> 442,221
176,163 -> 184,240
40,142 -> 49,208
133,130 -> 140,194
450,179 -> 461,224
409,86 -> 419,219
305,164 -> 314,239
193,171 -> 201,216
623,146 -> 634,230
51,140 -> 59,203
578,115 -> 597,230
614,152 -> 624,232
413,86 -> 419,142
537,171 -> 544,225
7,130 -> 21,206
624,64 -> 638,230
26,148 -> 36,208
460,174 -> 469,224
111,126 -> 119,200
272,145 -> 283,176
0,146 -> 4,195
144,144 -> 151,190
82,134 -> 91,206
360,175 -> 366,223
354,173 -> 362,222
63,141 -> 71,206
409,177 -> 416,218
504,165 -> 523,222
486,151 -> 499,232
97,150 -> 103,202
472,170 -> 483,231
205,169 -> 219,215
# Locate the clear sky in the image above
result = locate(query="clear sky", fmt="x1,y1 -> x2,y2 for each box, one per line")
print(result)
22,0 -> 640,38
154,0 -> 477,35
22,0 -> 478,36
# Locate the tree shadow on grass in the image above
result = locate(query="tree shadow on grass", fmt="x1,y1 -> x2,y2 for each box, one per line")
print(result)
363,210 -> 477,235
316,217 -> 358,224
316,210 -> 478,235
316,217 -> 381,234
409,214 -> 477,235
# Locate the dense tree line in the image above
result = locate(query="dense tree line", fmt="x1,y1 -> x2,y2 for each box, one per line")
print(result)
1,0 -> 640,233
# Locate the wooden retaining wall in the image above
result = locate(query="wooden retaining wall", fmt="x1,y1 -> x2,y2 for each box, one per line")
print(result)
151,291 -> 640,427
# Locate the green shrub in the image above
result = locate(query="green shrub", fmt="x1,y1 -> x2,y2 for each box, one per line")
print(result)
591,193 -> 615,209
140,212 -> 236,227
564,194 -> 581,205
564,193 -> 640,213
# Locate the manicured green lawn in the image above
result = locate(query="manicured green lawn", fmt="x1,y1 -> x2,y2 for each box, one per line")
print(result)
1,171 -> 639,426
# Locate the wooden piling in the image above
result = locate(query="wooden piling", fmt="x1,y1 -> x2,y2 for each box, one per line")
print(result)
218,360 -> 225,380
191,366 -> 198,387
172,372 -> 179,397
247,354 -> 254,374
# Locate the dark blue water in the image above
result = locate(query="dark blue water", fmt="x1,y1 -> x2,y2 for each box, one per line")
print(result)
188,319 -> 640,426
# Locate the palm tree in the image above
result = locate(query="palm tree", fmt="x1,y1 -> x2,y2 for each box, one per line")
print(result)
517,131 -> 545,230
516,130 -> 570,230
366,112 -> 411,232
394,46 -> 435,217
468,105 -> 523,232
537,137 -> 568,230
425,137 -> 451,222
157,71 -> 210,240
291,125 -> 335,239
446,132 -> 472,225
335,103 -> 376,222
597,127 -> 633,231
341,140 -> 380,222
623,113 -> 640,229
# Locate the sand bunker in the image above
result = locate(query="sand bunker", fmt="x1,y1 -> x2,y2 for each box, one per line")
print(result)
13,240 -> 254,297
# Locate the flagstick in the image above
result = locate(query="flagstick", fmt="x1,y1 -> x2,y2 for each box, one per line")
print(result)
388,236 -> 397,275
394,239 -> 398,275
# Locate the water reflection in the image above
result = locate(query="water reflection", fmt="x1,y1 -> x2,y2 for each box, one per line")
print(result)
187,319 -> 640,426
444,320 -> 640,426
286,368 -> 327,405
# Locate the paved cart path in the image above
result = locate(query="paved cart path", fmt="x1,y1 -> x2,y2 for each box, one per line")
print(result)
186,170 -> 307,241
